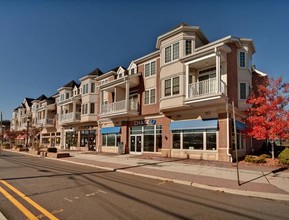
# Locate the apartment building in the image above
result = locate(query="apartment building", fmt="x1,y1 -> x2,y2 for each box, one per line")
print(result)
11,23 -> 267,161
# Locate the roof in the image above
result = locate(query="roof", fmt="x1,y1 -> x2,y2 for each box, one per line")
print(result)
253,68 -> 268,77
35,94 -> 47,101
87,68 -> 103,76
62,80 -> 79,88
25,98 -> 34,107
156,23 -> 209,49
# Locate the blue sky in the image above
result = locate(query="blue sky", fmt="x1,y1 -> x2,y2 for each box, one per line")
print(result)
0,0 -> 289,120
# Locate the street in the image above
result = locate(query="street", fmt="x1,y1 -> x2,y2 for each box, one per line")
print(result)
0,151 -> 288,220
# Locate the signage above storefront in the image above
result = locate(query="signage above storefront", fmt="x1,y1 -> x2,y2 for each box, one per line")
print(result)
133,119 -> 156,126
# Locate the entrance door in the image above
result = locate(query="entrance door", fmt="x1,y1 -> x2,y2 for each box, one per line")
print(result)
130,135 -> 142,153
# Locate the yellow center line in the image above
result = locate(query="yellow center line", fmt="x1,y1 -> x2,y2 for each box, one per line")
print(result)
0,186 -> 38,220
0,180 -> 59,220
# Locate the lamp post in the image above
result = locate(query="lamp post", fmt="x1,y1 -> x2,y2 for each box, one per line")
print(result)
26,118 -> 30,149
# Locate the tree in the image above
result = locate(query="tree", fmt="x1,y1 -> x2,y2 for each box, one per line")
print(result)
246,77 -> 289,158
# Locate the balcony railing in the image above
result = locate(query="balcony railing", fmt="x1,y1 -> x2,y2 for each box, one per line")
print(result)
59,112 -> 81,122
188,78 -> 226,98
37,118 -> 54,126
101,100 -> 138,114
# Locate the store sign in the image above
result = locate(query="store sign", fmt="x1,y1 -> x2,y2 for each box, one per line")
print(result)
133,119 -> 156,126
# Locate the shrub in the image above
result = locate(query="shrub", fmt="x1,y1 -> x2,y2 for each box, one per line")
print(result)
15,144 -> 23,149
259,154 -> 271,158
244,155 -> 266,163
278,148 -> 289,165
47,147 -> 57,153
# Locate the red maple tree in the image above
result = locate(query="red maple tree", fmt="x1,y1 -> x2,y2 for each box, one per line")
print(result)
246,77 -> 289,158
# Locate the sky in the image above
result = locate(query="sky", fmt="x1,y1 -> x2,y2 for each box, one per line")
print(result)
0,0 -> 289,120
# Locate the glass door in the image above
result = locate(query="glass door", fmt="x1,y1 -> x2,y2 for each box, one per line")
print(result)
130,135 -> 142,153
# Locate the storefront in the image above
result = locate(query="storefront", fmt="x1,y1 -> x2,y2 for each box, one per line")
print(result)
80,129 -> 96,151
128,119 -> 163,154
169,119 -> 219,159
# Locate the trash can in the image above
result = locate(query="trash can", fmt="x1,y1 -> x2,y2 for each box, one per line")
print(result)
118,142 -> 123,155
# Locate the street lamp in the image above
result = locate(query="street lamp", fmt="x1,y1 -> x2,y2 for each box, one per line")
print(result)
26,118 -> 30,149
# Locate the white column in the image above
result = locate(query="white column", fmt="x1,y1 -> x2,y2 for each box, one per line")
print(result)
44,109 -> 48,124
185,64 -> 189,99
215,48 -> 221,93
100,90 -> 103,114
72,102 -> 76,120
126,80 -> 129,110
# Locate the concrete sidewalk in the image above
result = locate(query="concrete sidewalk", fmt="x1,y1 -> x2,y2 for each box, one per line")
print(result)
55,151 -> 289,201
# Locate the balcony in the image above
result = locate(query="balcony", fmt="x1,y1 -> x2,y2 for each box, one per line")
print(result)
37,118 -> 54,127
59,112 -> 81,124
185,78 -> 227,105
100,100 -> 139,118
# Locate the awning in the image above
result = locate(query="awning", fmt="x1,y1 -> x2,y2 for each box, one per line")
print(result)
235,121 -> 246,131
100,126 -> 121,134
169,119 -> 218,131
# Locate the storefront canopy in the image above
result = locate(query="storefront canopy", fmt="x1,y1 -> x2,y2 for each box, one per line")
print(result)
100,126 -> 121,134
235,121 -> 246,131
169,119 -> 218,131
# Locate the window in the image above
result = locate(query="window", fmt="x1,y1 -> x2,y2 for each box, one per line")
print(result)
144,88 -> 156,105
102,134 -> 120,147
185,40 -> 192,55
66,92 -> 70,99
144,61 -> 156,77
91,83 -> 95,93
90,103 -> 95,114
240,83 -> 247,99
172,129 -> 217,151
131,68 -> 135,75
145,64 -> 150,77
82,104 -> 88,115
165,46 -> 171,63
165,79 -> 171,96
165,76 -> 180,96
165,42 -> 180,63
173,42 -> 179,60
172,77 -> 180,95
240,51 -> 246,68
83,84 -> 89,94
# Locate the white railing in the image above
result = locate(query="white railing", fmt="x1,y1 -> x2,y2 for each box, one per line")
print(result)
59,112 -> 81,122
188,78 -> 226,98
37,118 -> 54,126
101,100 -> 138,114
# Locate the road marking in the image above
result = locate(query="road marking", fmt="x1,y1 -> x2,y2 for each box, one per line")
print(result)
64,198 -> 73,202
0,186 -> 38,220
37,209 -> 64,219
98,190 -> 107,194
0,180 -> 58,220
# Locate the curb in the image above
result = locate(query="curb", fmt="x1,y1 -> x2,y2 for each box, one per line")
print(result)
3,150 -> 289,201
0,212 -> 7,220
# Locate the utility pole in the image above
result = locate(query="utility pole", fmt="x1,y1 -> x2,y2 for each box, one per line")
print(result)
232,101 -> 241,186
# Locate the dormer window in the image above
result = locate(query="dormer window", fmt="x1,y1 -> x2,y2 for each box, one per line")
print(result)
117,72 -> 123,78
130,68 -> 135,75
165,42 -> 179,63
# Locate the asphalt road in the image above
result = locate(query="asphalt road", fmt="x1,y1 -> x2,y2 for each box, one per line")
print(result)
0,151 -> 288,220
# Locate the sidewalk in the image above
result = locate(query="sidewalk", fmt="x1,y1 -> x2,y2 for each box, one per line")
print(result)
3,149 -> 289,201
55,150 -> 289,201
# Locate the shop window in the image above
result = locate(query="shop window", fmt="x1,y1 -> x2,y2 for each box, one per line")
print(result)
172,129 -> 216,151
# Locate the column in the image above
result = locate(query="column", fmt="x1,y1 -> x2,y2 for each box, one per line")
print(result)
126,80 -> 129,110
185,64 -> 189,99
215,48 -> 221,93
72,102 -> 76,120
44,109 -> 48,125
